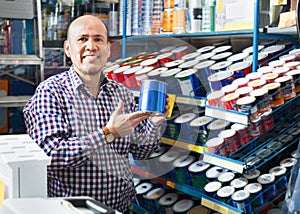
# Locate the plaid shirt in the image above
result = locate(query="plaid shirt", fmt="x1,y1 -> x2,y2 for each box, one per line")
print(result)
23,67 -> 161,212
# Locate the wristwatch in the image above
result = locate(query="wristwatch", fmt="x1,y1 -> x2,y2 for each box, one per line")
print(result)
102,125 -> 115,144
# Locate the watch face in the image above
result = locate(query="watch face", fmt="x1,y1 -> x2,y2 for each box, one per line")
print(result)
106,134 -> 115,143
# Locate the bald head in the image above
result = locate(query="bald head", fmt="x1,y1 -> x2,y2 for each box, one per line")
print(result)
67,15 -> 108,41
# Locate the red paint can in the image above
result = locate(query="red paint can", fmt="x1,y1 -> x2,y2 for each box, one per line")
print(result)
156,52 -> 174,65
219,129 -> 239,154
231,123 -> 252,146
113,65 -> 131,84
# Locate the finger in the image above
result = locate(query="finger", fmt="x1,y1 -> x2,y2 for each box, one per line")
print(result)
113,100 -> 124,117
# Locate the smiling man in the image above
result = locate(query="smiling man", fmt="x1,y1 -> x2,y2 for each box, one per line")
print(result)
23,15 -> 169,213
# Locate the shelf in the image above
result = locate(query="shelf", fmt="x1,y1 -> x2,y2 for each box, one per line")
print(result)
0,96 -> 31,108
161,137 -> 207,154
0,54 -> 42,65
131,166 -> 203,199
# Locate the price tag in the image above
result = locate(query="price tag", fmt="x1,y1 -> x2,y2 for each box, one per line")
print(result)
202,197 -> 241,214
166,180 -> 176,189
205,106 -> 248,125
203,153 -> 244,173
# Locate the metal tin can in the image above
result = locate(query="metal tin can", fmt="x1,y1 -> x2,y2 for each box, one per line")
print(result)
193,60 -> 216,92
221,92 -> 240,110
227,52 -> 249,63
279,54 -> 296,63
284,61 -> 300,70
210,51 -> 233,63
188,160 -> 211,189
175,68 -> 206,97
235,86 -> 253,98
232,77 -> 249,88
178,60 -> 200,70
189,116 -> 214,144
181,52 -> 201,61
158,193 -> 179,214
236,96 -> 260,121
246,72 -> 263,82
172,155 -> 195,185
197,45 -> 215,54
158,150 -> 182,179
208,70 -> 235,91
174,112 -> 197,142
219,129 -> 239,154
113,65 -> 131,84
195,52 -> 216,62
123,66 -> 142,89
221,83 -> 238,95
244,182 -> 264,208
257,173 -> 277,200
268,60 -> 284,68
275,75 -> 296,100
160,67 -> 183,94
217,185 -> 235,205
231,123 -> 252,146
227,61 -> 252,78
206,137 -> 227,156
248,79 -> 267,90
242,45 -> 265,55
172,46 -> 190,59
187,205 -> 210,214
218,171 -> 236,186
269,166 -> 288,191
263,82 -> 284,108
205,166 -> 227,181
145,187 -> 166,212
157,52 -> 175,65
164,59 -> 185,69
231,189 -> 252,213
135,67 -> 154,87
207,119 -> 230,138
135,182 -> 153,207
243,169 -> 260,182
273,66 -> 289,77
212,45 -> 232,54
138,79 -> 167,115
244,52 -> 268,65
209,60 -> 232,72
262,72 -> 279,84
257,66 -> 274,75
206,90 -> 224,107
230,177 -> 248,191
261,45 -> 285,59
204,181 -> 222,197
172,199 -> 194,214
286,69 -> 300,93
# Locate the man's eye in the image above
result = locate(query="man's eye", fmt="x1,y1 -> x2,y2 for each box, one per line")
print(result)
95,38 -> 105,42
78,37 -> 87,42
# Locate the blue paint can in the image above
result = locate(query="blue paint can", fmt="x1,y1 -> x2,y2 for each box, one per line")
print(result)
204,181 -> 222,198
244,182 -> 264,208
174,112 -> 197,142
158,150 -> 182,179
138,79 -> 167,115
207,70 -> 235,91
217,185 -> 235,205
257,173 -> 277,201
175,68 -> 206,97
160,67 -> 183,95
231,189 -> 253,214
193,60 -> 216,94
269,166 -> 288,191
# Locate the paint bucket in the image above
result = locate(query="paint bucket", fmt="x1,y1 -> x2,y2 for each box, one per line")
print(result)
261,44 -> 285,59
193,60 -> 216,92
145,187 -> 166,213
227,52 -> 249,63
174,112 -> 197,142
172,199 -> 195,214
197,45 -> 215,54
188,160 -> 211,189
158,193 -> 179,214
242,45 -> 265,55
135,67 -> 154,87
172,155 -> 195,185
135,182 -> 153,207
204,181 -> 222,197
158,150 -> 182,179
207,70 -> 235,92
181,52 -> 201,61
227,61 -> 252,78
147,67 -> 168,81
209,61 -> 232,73
123,66 -> 142,89
175,68 -> 206,97
210,51 -> 233,63
138,80 -> 167,115
212,45 -> 232,54
217,186 -> 235,205
189,116 -> 214,145
160,67 -> 183,94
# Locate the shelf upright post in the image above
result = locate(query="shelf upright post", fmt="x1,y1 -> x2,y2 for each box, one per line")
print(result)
122,0 -> 127,59
252,0 -> 259,72
36,0 -> 45,82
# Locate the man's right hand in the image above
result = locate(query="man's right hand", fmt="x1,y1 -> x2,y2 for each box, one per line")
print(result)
106,100 -> 151,138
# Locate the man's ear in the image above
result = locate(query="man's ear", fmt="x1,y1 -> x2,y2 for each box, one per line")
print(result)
107,42 -> 111,58
64,40 -> 70,58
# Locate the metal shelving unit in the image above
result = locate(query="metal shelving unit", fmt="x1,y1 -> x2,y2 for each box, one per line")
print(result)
0,0 -> 44,108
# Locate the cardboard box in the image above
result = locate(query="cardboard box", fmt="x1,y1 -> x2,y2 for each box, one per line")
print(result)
291,0 -> 297,11
215,0 -> 254,31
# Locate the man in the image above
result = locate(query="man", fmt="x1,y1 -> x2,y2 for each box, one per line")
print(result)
23,15 -> 168,213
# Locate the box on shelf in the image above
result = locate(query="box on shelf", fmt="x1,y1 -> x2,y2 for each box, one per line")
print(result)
215,0 -> 254,31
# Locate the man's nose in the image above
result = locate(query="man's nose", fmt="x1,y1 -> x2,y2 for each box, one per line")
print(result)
86,38 -> 96,50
